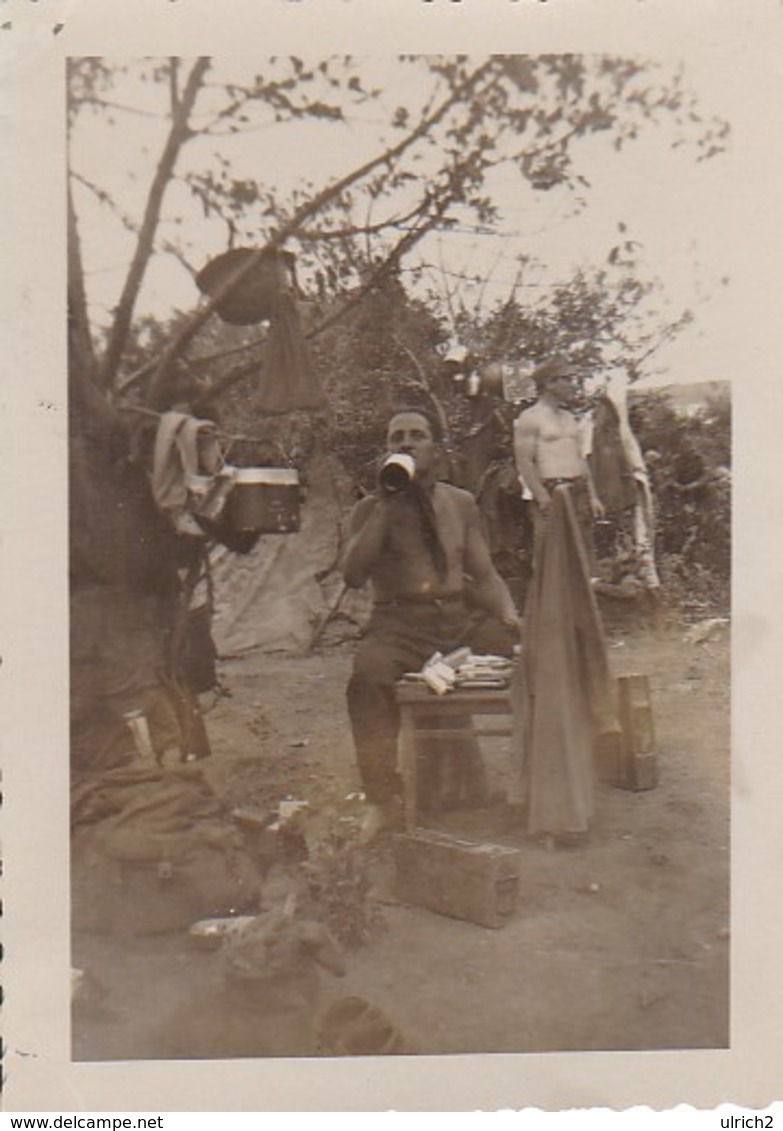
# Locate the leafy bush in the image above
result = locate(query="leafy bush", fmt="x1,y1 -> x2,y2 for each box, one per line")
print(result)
629,389 -> 731,614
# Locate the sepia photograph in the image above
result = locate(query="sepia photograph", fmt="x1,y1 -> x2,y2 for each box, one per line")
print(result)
67,52 -> 732,1062
5,0 -> 783,1114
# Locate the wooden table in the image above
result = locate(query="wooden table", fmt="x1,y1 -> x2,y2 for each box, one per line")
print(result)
395,683 -> 515,832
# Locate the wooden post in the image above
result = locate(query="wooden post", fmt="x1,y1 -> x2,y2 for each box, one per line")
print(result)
398,704 -> 419,832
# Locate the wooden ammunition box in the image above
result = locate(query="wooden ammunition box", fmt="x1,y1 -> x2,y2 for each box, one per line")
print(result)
595,673 -> 658,791
392,830 -> 521,929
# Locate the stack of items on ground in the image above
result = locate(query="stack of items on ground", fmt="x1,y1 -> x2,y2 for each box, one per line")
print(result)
71,765 -> 416,1057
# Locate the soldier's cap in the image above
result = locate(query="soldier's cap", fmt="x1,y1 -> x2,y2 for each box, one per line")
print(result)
531,357 -> 580,389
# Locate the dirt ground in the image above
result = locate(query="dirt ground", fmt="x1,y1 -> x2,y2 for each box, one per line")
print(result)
72,609 -> 730,1060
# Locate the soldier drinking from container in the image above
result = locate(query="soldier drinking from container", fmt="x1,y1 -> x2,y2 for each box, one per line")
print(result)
342,408 -> 520,837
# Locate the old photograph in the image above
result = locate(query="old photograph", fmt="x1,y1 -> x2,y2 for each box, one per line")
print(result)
66,53 -> 733,1063
8,0 -> 783,1110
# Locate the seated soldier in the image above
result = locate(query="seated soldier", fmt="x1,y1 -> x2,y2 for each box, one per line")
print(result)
342,408 -> 520,836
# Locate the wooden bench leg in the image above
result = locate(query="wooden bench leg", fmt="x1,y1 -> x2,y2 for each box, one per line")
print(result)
398,705 -> 418,832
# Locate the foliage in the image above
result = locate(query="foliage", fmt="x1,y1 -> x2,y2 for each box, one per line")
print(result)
311,273 -> 452,486
302,837 -> 386,950
447,258 -> 693,389
66,54 -> 732,649
68,54 -> 728,408
297,810 -> 387,950
629,389 -> 731,613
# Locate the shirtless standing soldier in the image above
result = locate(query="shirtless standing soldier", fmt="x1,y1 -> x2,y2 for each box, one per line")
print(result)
513,357 -> 604,571
342,408 -> 520,835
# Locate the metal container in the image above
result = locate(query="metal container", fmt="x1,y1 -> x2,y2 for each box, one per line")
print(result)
122,709 -> 156,761
393,830 -> 521,929
195,247 -> 295,325
229,467 -> 301,534
378,452 -> 415,493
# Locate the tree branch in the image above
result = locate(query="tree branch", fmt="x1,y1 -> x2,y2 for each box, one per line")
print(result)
69,178 -> 125,441
275,60 -> 496,244
296,200 -> 431,243
115,331 -> 270,397
71,170 -> 199,284
70,96 -> 163,119
97,56 -> 211,390
67,183 -> 98,383
628,310 -> 693,376
144,61 -> 498,409
304,207 -> 448,343
169,57 -> 180,114
71,169 -> 137,234
186,210 -> 449,410
191,357 -> 262,411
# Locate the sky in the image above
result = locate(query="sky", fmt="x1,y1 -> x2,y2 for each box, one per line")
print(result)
70,53 -> 744,388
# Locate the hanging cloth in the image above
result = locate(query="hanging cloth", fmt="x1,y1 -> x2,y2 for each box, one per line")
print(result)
590,396 -> 638,515
196,248 -> 325,416
151,412 -> 210,536
512,485 -> 618,837
605,374 -> 661,589
257,291 -> 325,415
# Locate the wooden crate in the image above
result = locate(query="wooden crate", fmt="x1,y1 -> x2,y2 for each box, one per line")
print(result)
393,829 -> 521,929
